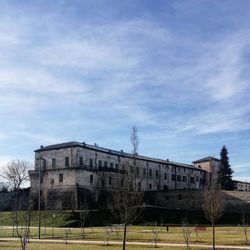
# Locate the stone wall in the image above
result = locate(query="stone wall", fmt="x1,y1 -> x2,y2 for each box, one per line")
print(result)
145,190 -> 250,213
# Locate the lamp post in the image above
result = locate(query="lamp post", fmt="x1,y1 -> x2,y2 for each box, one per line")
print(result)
38,155 -> 42,239
52,214 -> 56,239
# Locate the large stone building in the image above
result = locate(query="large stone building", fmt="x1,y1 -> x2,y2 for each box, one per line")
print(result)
29,141 -> 215,209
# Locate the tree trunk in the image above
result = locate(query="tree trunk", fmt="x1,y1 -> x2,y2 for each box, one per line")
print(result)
212,222 -> 215,250
122,223 -> 127,250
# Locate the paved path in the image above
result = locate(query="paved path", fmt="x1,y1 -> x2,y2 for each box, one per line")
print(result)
1,237 -> 250,249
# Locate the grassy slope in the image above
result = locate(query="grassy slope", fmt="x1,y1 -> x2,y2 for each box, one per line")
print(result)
0,211 -> 76,227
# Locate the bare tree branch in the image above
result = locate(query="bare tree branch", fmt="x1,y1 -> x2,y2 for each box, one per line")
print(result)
0,160 -> 32,191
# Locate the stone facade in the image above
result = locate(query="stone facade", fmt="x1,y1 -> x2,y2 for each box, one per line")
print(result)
234,181 -> 250,192
29,141 -> 208,209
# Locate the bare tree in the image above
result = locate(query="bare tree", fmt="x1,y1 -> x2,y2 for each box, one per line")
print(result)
16,195 -> 33,250
202,171 -> 223,250
0,160 -> 32,237
111,126 -> 143,250
241,212 -> 249,245
182,220 -> 191,250
151,223 -> 160,248
0,160 -> 32,191
80,209 -> 89,239
130,126 -> 139,156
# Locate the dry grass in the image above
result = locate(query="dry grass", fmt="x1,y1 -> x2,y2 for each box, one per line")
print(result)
0,241 -> 187,250
0,225 -> 249,246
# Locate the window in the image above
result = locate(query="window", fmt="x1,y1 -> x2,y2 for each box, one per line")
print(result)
155,170 -> 159,178
196,176 -> 199,182
104,161 -> 108,168
143,168 -> 146,176
90,174 -> 93,184
136,167 -> 139,175
177,175 -> 181,182
130,166 -> 134,173
40,177 -> 43,184
164,173 -> 167,180
110,162 -> 114,168
138,182 -> 141,191
109,177 -> 112,185
199,178 -> 203,185
149,183 -> 152,190
178,194 -> 182,200
59,173 -> 63,183
52,158 -> 56,169
50,179 -> 54,185
172,174 -> 176,181
190,177 -> 195,183
43,159 -> 47,170
157,185 -> 160,190
65,157 -> 69,167
149,169 -> 152,177
98,160 -> 102,168
183,176 -> 187,182
79,157 -> 83,166
89,159 -> 93,168
115,163 -> 118,169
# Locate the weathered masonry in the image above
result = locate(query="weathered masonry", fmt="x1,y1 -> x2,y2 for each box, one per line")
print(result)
29,141 -> 209,209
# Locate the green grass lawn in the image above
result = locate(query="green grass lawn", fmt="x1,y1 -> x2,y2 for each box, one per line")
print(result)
0,211 -> 249,247
0,225 -> 249,246
0,241 -> 192,250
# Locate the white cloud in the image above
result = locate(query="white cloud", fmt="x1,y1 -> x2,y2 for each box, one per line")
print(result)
234,176 -> 250,183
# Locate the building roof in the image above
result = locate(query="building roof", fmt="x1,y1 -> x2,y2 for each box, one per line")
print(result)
192,156 -> 220,164
35,141 -> 205,171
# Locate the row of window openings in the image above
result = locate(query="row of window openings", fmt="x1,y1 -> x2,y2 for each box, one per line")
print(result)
41,158 -> 203,177
52,174 -> 111,186
49,174 -> 162,190
49,158 -> 120,169
43,158 -> 166,179
171,167 -> 203,175
171,175 -> 202,183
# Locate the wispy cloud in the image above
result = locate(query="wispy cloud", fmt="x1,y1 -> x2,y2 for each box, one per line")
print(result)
0,0 -> 249,172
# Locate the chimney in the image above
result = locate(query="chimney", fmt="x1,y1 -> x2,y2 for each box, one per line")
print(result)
40,145 -> 43,148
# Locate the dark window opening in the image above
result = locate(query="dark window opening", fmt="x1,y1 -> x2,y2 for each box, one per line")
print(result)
98,160 -> 102,168
43,159 -> 47,170
155,170 -> 159,178
79,157 -> 83,166
59,173 -> 63,183
136,167 -> 139,175
52,158 -> 56,169
177,175 -> 181,182
89,159 -> 93,168
65,157 -> 69,167
90,174 -> 93,184
149,169 -> 152,177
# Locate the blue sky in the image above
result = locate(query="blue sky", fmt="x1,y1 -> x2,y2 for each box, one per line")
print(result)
0,0 -> 250,181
